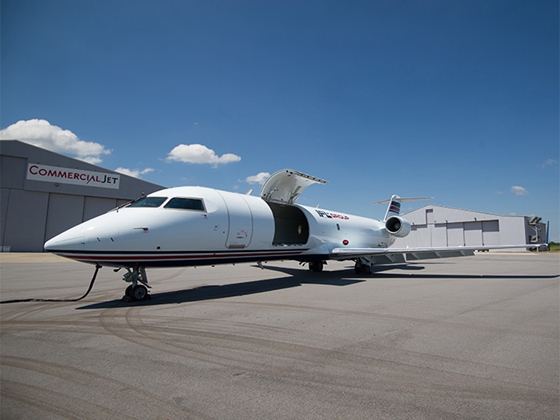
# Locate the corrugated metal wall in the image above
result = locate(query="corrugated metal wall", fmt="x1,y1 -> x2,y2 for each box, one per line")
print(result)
1,141 -> 163,252
394,205 -> 543,251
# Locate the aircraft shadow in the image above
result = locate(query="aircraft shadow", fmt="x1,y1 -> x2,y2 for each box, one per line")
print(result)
77,266 -> 365,309
77,264 -> 558,310
373,273 -> 560,280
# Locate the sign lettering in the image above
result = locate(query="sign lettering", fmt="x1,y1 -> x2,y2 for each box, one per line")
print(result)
27,163 -> 120,189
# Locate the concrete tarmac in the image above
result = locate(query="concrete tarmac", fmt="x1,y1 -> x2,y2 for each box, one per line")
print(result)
1,253 -> 558,419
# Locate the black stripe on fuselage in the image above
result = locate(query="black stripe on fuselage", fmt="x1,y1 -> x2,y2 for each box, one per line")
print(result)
50,248 -> 323,268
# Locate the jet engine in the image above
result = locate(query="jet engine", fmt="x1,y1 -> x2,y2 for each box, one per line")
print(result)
385,216 -> 411,238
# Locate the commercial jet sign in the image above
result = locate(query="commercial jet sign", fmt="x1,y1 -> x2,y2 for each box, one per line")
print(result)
27,163 -> 120,189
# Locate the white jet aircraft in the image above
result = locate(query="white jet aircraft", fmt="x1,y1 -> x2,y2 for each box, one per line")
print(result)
44,169 -> 541,301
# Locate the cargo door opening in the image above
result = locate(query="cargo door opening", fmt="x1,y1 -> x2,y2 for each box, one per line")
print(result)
267,203 -> 309,246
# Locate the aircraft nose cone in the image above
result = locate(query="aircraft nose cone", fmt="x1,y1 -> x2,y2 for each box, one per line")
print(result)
44,211 -> 122,254
44,229 -> 85,253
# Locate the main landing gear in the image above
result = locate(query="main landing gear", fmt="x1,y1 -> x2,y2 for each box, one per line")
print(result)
118,266 -> 151,301
354,258 -> 372,275
308,260 -> 325,272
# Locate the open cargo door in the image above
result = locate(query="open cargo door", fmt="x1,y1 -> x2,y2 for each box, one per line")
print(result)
260,169 -> 327,205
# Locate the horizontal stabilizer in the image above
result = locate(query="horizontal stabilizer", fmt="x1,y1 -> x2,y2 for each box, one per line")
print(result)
373,195 -> 432,220
372,196 -> 433,205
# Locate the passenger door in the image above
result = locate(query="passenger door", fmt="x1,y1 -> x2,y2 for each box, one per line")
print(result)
219,192 -> 253,249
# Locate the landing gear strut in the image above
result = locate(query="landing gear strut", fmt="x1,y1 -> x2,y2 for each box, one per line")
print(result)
120,266 -> 151,301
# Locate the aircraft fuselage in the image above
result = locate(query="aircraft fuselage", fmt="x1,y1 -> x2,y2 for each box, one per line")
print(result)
44,186 -> 395,268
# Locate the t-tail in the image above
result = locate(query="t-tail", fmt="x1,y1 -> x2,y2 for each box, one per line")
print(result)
373,195 -> 432,221
373,195 -> 432,239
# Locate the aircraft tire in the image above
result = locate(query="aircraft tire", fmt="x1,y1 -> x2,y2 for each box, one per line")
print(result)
131,285 -> 148,301
354,263 -> 371,275
309,261 -> 324,272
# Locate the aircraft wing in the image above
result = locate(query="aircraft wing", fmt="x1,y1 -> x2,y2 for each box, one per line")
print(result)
330,244 -> 544,264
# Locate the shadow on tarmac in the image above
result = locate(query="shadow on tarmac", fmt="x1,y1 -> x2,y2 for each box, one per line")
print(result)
77,263 -> 559,310
77,265 -> 365,309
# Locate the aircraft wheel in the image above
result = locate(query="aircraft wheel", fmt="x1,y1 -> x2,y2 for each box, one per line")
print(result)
125,285 -> 133,297
354,263 -> 371,275
131,285 -> 148,301
309,261 -> 324,272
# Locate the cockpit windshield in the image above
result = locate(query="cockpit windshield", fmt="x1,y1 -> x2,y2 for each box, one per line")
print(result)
164,197 -> 205,211
127,197 -> 168,208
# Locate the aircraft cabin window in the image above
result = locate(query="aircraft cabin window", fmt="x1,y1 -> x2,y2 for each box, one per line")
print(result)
164,197 -> 205,211
128,197 -> 168,208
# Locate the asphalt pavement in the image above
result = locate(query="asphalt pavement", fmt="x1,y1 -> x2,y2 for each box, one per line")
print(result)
1,252 -> 558,419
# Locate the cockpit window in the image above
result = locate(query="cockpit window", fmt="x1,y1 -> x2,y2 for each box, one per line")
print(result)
127,197 -> 168,208
164,197 -> 205,211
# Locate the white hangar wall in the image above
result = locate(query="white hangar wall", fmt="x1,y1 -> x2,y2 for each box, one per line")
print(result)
0,140 -> 164,252
393,205 -> 546,252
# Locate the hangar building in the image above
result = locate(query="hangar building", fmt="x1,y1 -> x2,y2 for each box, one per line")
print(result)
1,140 -> 164,252
393,204 -> 547,252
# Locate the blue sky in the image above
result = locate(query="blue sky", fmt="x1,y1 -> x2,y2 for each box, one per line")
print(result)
2,0 -> 559,240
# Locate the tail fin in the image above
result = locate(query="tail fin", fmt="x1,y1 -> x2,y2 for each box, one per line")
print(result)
373,195 -> 432,221
385,195 -> 402,219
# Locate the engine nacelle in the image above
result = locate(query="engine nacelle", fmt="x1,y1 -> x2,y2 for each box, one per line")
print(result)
385,216 -> 411,238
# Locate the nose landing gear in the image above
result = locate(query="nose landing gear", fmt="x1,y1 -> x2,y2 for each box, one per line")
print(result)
120,266 -> 151,301
125,284 -> 148,301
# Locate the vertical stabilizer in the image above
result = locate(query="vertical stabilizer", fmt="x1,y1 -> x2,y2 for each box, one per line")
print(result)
384,195 -> 401,220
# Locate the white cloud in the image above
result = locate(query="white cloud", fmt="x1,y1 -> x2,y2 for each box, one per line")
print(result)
511,186 -> 529,196
0,119 -> 111,163
539,158 -> 558,168
80,156 -> 104,165
245,172 -> 271,185
115,167 -> 154,179
166,143 -> 241,167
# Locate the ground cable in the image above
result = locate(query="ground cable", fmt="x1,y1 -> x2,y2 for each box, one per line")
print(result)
0,264 -> 101,304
